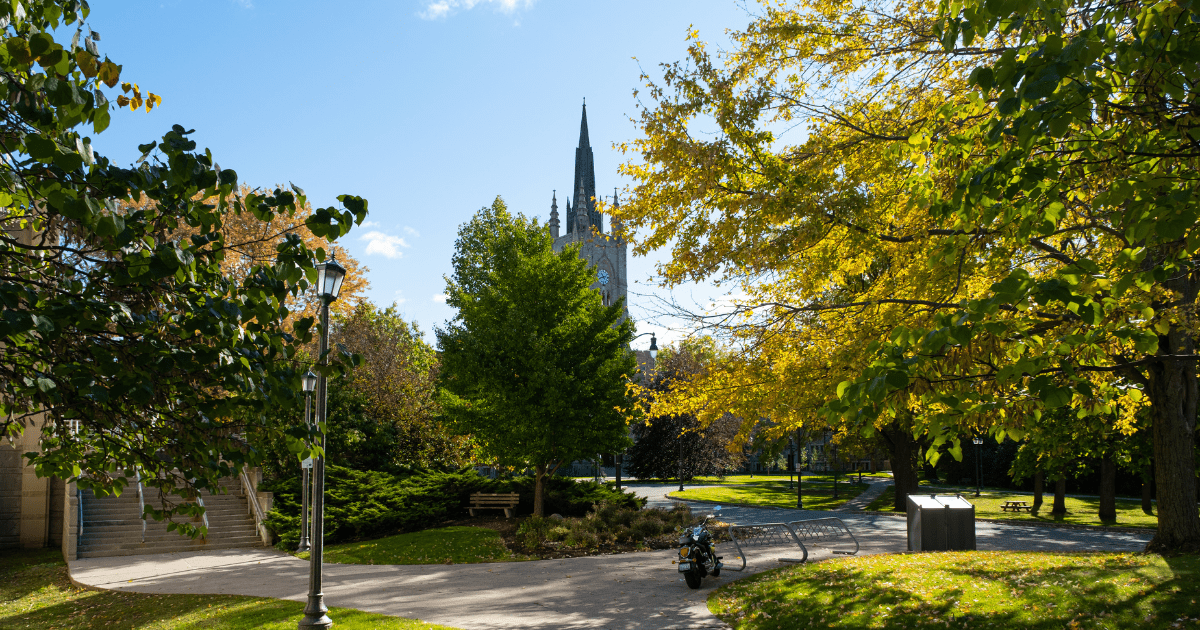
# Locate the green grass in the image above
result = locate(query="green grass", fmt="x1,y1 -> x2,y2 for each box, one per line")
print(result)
297,526 -> 528,565
0,548 -> 458,630
709,551 -> 1200,629
673,480 -> 868,509
865,487 -> 1162,529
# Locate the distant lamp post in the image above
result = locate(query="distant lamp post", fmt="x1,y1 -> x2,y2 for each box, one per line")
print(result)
617,333 -> 659,491
299,257 -> 345,630
678,436 -> 685,493
297,369 -> 318,553
973,436 -> 984,498
831,441 -> 840,501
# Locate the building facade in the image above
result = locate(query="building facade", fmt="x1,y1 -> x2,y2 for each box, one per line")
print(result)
549,102 -> 628,311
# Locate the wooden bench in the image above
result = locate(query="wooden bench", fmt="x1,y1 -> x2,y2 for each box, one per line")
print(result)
468,492 -> 520,518
1001,500 -> 1032,513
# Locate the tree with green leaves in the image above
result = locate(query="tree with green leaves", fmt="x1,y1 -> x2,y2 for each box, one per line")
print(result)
436,197 -> 636,516
0,0 -> 366,535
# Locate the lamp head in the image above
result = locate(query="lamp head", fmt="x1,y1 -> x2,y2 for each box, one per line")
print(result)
649,334 -> 658,360
302,369 -> 318,393
972,437 -> 984,445
315,256 -> 347,302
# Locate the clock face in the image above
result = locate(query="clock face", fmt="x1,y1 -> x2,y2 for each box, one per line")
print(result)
598,269 -> 610,286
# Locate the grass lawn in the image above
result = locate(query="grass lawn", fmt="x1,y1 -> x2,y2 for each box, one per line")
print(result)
673,480 -> 868,509
297,526 -> 529,565
709,550 -> 1200,629
0,548 -> 458,630
865,487 -> 1161,529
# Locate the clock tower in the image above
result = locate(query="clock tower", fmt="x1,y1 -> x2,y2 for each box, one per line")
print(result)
549,101 -> 628,312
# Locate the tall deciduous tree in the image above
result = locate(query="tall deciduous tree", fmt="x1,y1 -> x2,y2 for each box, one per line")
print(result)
437,197 -> 636,516
0,1 -> 367,533
614,0 -> 1200,551
332,302 -> 471,471
626,340 -> 745,481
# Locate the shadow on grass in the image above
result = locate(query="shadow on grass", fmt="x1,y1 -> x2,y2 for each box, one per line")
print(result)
709,551 -> 1200,629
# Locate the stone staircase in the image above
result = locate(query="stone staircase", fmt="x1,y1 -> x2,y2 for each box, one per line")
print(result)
77,475 -> 266,558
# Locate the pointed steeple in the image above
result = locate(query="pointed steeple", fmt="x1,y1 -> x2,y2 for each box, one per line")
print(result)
571,99 -> 600,234
578,99 -> 591,148
549,190 -> 560,239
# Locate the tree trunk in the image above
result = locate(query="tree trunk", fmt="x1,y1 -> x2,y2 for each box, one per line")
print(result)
1099,455 -> 1117,522
1144,322 -> 1200,552
1051,476 -> 1068,516
1032,471 -> 1044,515
1142,463 -> 1154,515
533,463 -> 546,517
880,423 -> 920,512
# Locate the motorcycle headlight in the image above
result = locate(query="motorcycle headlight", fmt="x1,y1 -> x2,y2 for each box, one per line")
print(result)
679,547 -> 689,558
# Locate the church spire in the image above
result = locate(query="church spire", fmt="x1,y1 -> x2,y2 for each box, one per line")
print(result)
571,99 -> 600,234
578,98 -> 590,148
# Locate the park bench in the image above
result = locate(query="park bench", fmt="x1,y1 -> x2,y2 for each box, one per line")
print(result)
1001,500 -> 1032,513
468,492 -> 520,518
720,517 -> 860,570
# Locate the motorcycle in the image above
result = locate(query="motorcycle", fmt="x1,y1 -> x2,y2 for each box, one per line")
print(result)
676,505 -> 724,589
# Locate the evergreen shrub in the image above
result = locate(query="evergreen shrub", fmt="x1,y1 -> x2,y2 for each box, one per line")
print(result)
262,466 -> 644,547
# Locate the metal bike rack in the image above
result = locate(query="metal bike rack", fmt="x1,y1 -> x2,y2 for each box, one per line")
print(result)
723,517 -> 859,569
787,517 -> 860,556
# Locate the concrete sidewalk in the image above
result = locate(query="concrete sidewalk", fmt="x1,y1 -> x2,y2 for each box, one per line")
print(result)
71,546 -> 750,630
69,494 -> 1155,630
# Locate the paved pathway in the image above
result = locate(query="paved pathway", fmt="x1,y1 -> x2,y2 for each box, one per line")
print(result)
69,486 -> 1155,630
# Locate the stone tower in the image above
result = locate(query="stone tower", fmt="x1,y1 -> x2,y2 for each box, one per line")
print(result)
550,101 -> 627,311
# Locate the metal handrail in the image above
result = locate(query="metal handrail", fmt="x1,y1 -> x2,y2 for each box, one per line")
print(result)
135,471 -> 146,543
240,466 -> 268,542
77,487 -> 83,550
196,493 -> 209,533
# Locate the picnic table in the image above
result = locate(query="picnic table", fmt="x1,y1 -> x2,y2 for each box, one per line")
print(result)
1001,500 -> 1032,513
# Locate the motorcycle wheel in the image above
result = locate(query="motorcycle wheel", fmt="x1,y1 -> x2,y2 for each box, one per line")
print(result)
684,568 -> 702,589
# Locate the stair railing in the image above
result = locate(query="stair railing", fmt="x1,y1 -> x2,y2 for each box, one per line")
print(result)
190,479 -> 210,534
77,487 -> 83,549
239,466 -> 269,544
135,470 -> 146,543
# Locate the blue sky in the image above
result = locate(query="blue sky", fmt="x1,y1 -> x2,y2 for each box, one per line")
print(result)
87,0 -> 754,349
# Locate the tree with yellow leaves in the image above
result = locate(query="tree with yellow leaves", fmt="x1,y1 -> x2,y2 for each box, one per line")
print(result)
616,0 -> 1200,550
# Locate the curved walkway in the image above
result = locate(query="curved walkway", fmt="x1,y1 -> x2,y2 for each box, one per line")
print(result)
69,486 -> 1155,630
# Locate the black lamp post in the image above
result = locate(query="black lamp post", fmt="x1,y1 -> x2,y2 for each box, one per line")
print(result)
298,257 -> 345,630
831,441 -> 840,501
617,334 -> 657,491
973,436 -> 984,497
297,369 -> 318,553
795,429 -> 804,509
678,435 -> 685,493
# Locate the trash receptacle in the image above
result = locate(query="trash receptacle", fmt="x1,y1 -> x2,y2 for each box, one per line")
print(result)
906,494 -> 976,551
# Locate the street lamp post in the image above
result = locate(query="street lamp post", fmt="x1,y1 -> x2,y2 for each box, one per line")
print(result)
678,435 -> 684,493
617,334 -> 656,491
795,428 -> 804,510
299,257 -> 346,630
297,369 -> 318,553
973,436 -> 984,497
831,442 -> 839,501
